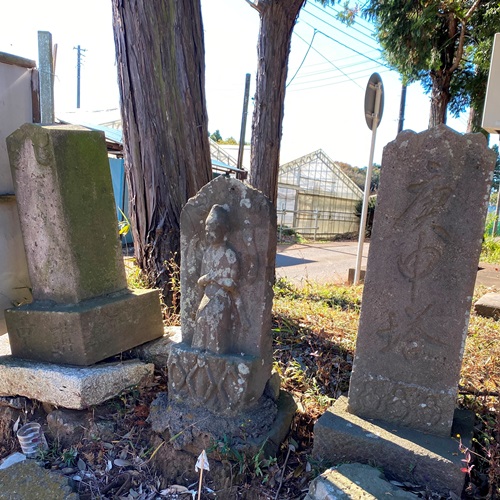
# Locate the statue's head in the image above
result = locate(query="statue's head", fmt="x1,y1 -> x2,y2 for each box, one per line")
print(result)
205,204 -> 229,244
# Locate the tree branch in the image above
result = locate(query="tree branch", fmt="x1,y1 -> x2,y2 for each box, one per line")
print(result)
450,0 -> 481,73
245,0 -> 265,13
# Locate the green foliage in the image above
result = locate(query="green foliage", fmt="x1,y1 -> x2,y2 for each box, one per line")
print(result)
61,447 -> 78,467
118,207 -> 131,236
491,145 -> 500,192
337,161 -> 365,190
362,0 -> 497,122
338,162 -> 380,192
481,236 -> 500,263
481,211 -> 500,262
209,129 -> 222,142
209,129 -> 239,145
354,196 -> 377,237
219,136 -> 238,145
208,436 -> 277,480
274,278 -> 361,311
278,225 -> 306,244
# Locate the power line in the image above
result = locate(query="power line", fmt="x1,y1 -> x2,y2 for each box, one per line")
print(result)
301,49 -> 381,69
293,31 -> 364,90
299,19 -> 391,69
287,29 -> 317,88
291,63 -> 382,86
302,8 -> 381,54
296,57 -> 381,80
287,67 -> 393,92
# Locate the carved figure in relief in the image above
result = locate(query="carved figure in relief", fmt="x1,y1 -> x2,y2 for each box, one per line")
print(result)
191,204 -> 248,354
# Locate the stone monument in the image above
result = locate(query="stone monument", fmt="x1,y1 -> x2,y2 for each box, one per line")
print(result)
314,125 -> 496,495
150,176 -> 296,454
4,123 -> 164,366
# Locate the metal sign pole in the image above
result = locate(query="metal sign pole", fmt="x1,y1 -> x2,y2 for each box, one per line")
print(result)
354,81 -> 382,285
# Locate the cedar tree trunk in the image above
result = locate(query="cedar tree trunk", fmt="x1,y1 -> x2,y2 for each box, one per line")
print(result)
247,0 -> 306,204
112,1 -> 212,302
428,70 -> 452,128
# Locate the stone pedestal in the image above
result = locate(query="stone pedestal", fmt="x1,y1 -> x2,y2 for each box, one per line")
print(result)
313,397 -> 473,497
168,342 -> 266,415
5,124 -> 164,365
0,356 -> 154,409
5,289 -> 163,366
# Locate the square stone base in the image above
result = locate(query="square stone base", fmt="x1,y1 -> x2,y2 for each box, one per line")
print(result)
5,289 -> 163,365
168,342 -> 270,415
0,356 -> 154,409
313,396 -> 473,497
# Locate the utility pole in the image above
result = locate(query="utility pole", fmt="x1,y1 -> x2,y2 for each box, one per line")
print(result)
237,73 -> 251,179
397,83 -> 407,135
74,45 -> 86,109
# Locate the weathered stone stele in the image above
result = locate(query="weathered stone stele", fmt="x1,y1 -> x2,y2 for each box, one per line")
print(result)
7,124 -> 126,302
349,125 -> 496,435
168,175 -> 277,414
4,124 -> 163,365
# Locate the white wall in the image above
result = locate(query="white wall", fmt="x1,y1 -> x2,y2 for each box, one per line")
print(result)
0,58 -> 33,334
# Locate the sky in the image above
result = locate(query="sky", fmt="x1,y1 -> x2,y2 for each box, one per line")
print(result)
0,0 -> 472,169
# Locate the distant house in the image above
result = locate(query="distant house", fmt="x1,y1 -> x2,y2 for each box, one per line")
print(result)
277,150 -> 363,240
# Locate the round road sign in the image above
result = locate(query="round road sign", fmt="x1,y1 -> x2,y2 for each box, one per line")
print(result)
364,73 -> 384,130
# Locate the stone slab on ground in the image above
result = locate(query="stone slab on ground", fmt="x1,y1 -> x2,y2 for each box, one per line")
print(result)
313,397 -> 473,497
0,334 -> 10,356
305,463 -> 417,500
0,356 -> 154,409
129,326 -> 181,367
5,288 -> 164,365
0,459 -> 78,499
474,292 -> 500,319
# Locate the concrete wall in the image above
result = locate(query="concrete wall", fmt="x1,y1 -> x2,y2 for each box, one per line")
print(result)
0,56 -> 34,334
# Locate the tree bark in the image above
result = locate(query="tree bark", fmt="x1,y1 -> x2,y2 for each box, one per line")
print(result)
248,0 -> 306,204
428,71 -> 452,128
112,0 -> 212,301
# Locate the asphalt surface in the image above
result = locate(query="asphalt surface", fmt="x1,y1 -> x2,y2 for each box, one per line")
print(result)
276,241 -> 500,288
276,241 -> 367,286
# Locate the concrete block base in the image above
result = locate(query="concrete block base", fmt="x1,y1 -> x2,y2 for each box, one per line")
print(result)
313,396 -> 473,497
347,268 -> 365,285
0,356 -> 154,409
5,288 -> 164,365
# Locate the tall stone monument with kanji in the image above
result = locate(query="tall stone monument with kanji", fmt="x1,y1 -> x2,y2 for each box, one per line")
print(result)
314,125 -> 496,496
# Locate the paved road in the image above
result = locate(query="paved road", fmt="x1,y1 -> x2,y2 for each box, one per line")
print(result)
276,241 -> 368,286
276,241 -> 500,288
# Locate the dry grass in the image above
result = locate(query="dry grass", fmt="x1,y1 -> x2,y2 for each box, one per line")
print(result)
3,264 -> 497,498
272,278 -> 500,499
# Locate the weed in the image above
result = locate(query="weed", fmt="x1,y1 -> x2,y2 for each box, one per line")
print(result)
481,236 -> 500,263
61,447 -> 78,467
124,258 -> 150,289
163,254 -> 181,325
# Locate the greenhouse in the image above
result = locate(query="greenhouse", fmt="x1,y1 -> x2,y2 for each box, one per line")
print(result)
277,150 -> 363,240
